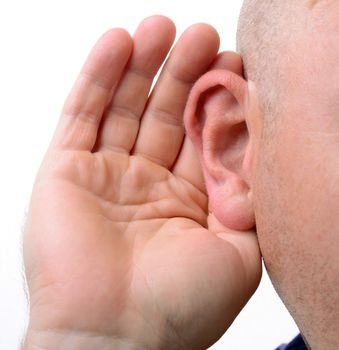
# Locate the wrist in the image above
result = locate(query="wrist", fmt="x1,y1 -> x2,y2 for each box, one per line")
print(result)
23,328 -> 146,350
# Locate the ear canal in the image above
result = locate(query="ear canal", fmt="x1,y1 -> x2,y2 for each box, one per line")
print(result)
184,69 -> 255,230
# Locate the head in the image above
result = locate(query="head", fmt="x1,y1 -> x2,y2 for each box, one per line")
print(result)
184,0 -> 339,348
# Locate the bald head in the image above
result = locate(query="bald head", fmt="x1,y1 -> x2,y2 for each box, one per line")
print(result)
237,0 -> 318,121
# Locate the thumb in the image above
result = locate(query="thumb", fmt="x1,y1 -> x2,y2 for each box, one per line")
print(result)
208,212 -> 263,290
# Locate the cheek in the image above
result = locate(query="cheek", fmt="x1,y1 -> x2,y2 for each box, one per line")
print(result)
255,130 -> 339,254
273,132 -> 339,238
252,136 -> 289,284
253,128 -> 339,320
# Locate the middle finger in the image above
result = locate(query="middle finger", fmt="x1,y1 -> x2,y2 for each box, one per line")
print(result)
133,23 -> 220,168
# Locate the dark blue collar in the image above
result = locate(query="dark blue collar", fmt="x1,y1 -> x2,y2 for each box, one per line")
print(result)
275,334 -> 308,350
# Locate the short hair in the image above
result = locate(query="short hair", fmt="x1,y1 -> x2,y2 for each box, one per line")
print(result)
236,1 -> 318,123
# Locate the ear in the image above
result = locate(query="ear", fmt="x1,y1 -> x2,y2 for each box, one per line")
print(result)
184,60 -> 259,230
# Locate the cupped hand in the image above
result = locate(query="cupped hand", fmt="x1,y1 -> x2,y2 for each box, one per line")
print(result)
24,16 -> 262,350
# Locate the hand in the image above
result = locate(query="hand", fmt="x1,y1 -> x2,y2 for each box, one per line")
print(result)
23,16 -> 261,350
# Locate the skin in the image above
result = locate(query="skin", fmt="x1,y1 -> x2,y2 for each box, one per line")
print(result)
24,3 -> 339,348
254,3 -> 339,348
184,1 -> 339,349
23,16 -> 261,350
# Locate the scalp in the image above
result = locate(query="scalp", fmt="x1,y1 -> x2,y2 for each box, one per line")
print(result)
236,1 -> 310,122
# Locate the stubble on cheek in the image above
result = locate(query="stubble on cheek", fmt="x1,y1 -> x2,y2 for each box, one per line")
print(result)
254,126 -> 339,346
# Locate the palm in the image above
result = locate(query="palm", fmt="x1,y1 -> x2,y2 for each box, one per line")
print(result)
25,17 -> 261,350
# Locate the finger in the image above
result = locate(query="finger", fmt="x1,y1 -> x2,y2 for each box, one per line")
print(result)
209,51 -> 244,76
208,213 -> 261,280
173,137 -> 206,193
173,52 -> 242,190
50,29 -> 133,151
94,16 -> 176,153
133,24 -> 220,168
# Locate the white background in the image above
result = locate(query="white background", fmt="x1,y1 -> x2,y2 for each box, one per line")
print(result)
0,1 -> 299,349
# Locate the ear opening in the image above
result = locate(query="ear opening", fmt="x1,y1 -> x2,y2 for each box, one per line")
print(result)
184,69 -> 255,230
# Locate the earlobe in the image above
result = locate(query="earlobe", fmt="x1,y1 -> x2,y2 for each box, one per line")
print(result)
184,69 -> 255,230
